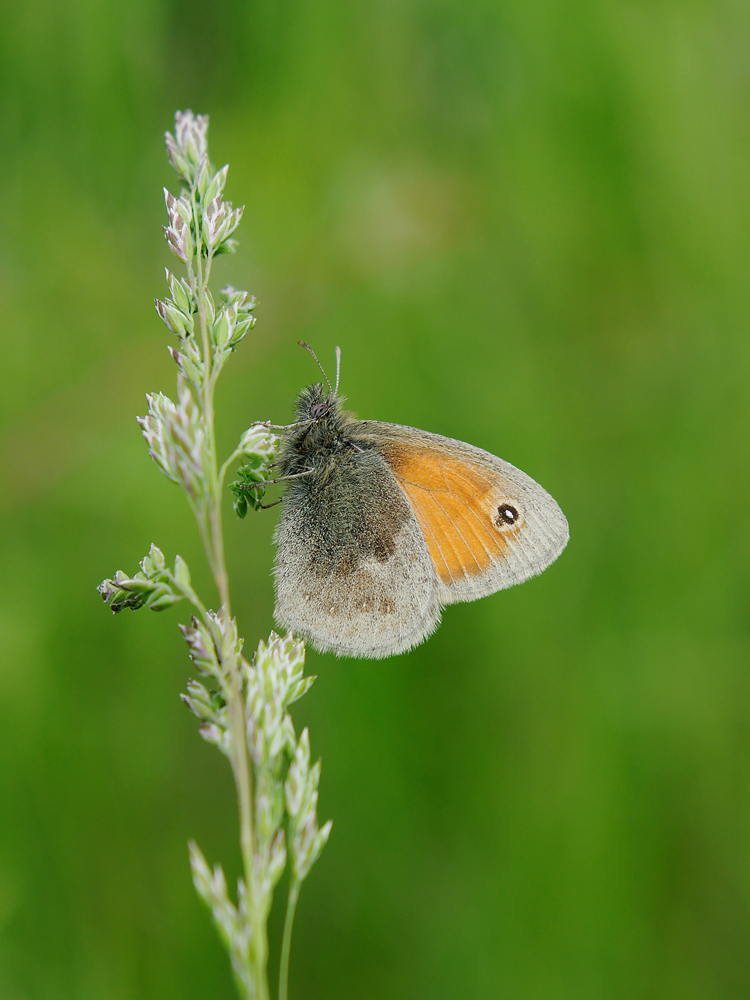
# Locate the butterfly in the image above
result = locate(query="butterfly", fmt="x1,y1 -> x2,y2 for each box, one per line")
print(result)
269,344 -> 568,658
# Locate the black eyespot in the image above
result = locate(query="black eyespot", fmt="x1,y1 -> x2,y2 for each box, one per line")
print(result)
310,400 -> 330,420
495,504 -> 519,527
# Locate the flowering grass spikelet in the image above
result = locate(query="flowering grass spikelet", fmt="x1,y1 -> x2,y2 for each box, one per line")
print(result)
163,189 -> 193,262
137,377 -> 206,497
165,110 -> 209,182
285,728 -> 333,882
179,617 -> 220,676
98,545 -> 194,614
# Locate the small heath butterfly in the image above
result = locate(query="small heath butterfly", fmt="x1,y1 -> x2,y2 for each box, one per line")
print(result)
271,345 -> 569,659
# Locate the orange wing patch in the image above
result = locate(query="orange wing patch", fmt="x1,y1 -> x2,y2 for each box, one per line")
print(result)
384,445 -> 523,586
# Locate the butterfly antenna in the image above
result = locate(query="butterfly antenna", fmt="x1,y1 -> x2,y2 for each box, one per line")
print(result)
298,340 -> 333,394
334,345 -> 341,396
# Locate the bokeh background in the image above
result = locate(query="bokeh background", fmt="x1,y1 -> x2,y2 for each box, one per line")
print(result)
3,1 -> 750,997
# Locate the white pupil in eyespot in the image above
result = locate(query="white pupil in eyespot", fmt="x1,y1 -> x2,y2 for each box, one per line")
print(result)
498,504 -> 518,524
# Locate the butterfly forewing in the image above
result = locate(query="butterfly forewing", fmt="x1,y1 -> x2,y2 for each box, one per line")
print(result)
358,422 -> 569,604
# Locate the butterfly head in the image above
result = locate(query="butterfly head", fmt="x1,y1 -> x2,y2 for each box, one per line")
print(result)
293,381 -> 345,423
282,382 -> 354,465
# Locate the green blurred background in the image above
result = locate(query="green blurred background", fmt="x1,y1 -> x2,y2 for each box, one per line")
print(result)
3,1 -> 750,997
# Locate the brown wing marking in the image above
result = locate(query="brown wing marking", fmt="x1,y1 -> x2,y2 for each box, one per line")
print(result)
384,444 -> 523,586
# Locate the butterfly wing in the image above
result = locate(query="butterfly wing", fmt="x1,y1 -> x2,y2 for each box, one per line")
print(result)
354,421 -> 569,605
273,444 -> 442,658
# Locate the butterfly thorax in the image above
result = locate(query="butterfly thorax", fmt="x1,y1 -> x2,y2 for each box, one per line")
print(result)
279,383 -> 363,477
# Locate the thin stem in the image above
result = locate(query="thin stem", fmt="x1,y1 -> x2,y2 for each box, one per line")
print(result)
218,447 -> 244,487
170,575 -> 210,621
279,879 -> 301,1000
